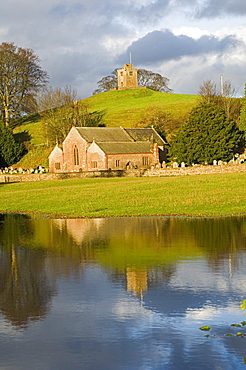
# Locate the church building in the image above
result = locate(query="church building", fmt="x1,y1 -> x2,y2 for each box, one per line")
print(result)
49,126 -> 166,173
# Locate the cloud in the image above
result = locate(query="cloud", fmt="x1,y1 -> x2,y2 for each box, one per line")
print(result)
159,50 -> 246,97
196,0 -> 246,18
117,29 -> 241,65
0,0 -> 246,97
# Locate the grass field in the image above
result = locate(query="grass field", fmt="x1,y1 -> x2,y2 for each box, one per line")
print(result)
1,173 -> 246,218
13,89 -> 199,167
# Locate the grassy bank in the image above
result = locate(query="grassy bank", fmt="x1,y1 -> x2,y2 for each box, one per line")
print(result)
1,173 -> 246,218
13,89 -> 199,167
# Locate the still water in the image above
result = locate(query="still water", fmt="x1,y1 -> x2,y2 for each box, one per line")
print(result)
0,214 -> 246,369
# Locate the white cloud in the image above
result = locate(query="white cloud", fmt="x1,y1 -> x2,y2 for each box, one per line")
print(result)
172,26 -> 211,39
0,0 -> 245,98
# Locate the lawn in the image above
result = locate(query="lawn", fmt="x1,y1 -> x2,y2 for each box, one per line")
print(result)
1,173 -> 246,218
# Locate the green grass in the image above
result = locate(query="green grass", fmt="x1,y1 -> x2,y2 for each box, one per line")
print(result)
15,146 -> 52,168
13,113 -> 44,146
1,173 -> 246,218
84,89 -> 199,127
12,89 -> 199,167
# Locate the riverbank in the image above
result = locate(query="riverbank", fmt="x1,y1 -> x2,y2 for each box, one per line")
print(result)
1,171 -> 246,218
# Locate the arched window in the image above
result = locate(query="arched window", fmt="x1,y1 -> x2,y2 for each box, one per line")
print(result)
74,146 -> 79,165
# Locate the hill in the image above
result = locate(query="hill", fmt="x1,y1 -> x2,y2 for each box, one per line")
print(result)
13,89 -> 199,168
84,89 -> 199,127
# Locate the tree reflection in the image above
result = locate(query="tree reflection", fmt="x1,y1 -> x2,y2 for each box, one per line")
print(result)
40,216 -> 246,296
185,216 -> 246,273
0,213 -> 246,327
0,214 -> 56,329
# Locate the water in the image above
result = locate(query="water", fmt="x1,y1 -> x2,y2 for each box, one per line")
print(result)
0,214 -> 246,369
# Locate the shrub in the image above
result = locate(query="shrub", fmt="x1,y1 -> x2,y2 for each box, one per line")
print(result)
0,122 -> 23,167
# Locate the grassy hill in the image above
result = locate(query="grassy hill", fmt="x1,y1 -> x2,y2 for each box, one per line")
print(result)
84,89 -> 199,127
13,89 -> 199,168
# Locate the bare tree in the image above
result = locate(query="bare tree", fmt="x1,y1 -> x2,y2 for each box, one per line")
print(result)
198,79 -> 218,104
138,69 -> 172,92
93,69 -> 118,94
38,85 -> 78,144
139,106 -> 183,139
198,79 -> 241,122
239,83 -> 246,132
93,68 -> 172,94
0,42 -> 48,126
220,80 -> 238,119
39,86 -> 105,145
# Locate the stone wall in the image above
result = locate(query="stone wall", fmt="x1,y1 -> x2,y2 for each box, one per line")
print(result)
63,127 -> 87,172
144,163 -> 246,177
1,164 -> 246,183
0,170 -> 129,183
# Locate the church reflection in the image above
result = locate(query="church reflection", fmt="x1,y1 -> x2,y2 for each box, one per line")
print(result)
0,214 -> 245,329
126,267 -> 148,297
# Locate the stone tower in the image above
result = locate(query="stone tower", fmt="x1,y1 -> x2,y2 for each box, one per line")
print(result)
117,63 -> 138,90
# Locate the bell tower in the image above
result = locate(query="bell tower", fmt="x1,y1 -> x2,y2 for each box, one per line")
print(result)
117,63 -> 138,90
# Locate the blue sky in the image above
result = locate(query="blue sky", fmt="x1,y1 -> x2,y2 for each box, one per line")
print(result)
1,0 -> 246,98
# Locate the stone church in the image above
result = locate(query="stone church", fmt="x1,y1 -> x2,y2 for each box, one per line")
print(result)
49,63 -> 160,173
49,126 -> 166,173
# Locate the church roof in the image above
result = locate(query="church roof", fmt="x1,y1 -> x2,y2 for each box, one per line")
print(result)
74,126 -> 166,146
48,144 -> 63,158
125,128 -> 166,145
75,127 -> 133,143
95,141 -> 152,154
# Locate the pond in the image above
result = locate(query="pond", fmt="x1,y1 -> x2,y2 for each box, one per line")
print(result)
0,214 -> 246,369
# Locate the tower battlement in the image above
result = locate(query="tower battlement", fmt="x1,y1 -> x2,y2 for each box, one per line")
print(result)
117,63 -> 138,90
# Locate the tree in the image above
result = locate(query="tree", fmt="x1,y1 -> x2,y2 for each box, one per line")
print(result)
198,79 -> 241,123
138,69 -> 172,92
169,104 -> 244,165
0,122 -> 23,167
39,86 -> 105,145
93,68 -> 172,94
0,42 -> 48,126
239,83 -> 246,133
38,85 -> 77,144
139,106 -> 184,139
93,70 -> 118,94
198,79 -> 218,104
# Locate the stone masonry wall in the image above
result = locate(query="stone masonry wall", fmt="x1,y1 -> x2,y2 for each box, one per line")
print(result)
1,164 -> 246,183
63,127 -> 87,172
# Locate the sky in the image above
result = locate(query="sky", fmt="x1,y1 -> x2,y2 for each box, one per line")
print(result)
1,0 -> 246,99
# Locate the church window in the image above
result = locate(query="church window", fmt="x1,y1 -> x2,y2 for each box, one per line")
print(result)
92,161 -> 98,169
142,156 -> 149,166
74,146 -> 79,165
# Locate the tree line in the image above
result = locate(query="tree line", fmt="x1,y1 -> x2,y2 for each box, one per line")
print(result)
0,42 -> 106,166
0,41 -> 245,168
167,79 -> 245,165
93,68 -> 172,94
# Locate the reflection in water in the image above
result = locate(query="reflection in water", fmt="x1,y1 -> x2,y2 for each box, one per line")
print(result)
0,215 -> 56,328
126,267 -> 148,297
0,214 -> 246,369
